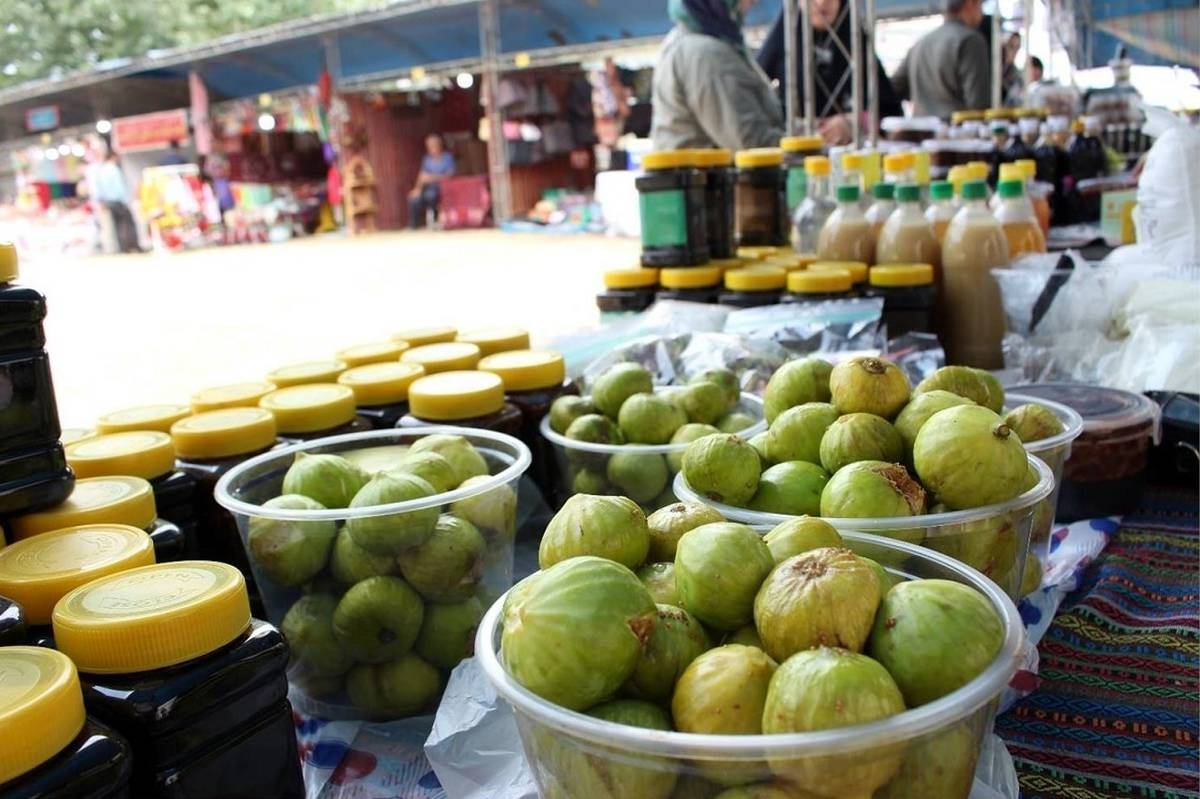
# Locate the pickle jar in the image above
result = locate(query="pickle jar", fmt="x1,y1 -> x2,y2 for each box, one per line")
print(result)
259,383 -> 371,444
337,361 -> 426,430
865,263 -> 937,337
457,327 -> 531,357
636,150 -> 710,267
264,360 -> 348,389
391,325 -> 457,348
399,371 -> 524,436
693,148 -> 735,259
334,340 -> 410,367
95,404 -> 191,435
734,148 -> 788,247
401,341 -> 483,375
596,268 -> 660,318
189,382 -> 277,414
783,268 -> 854,304
52,562 -> 305,799
719,266 -> 787,308
656,265 -> 722,304
781,135 -> 824,212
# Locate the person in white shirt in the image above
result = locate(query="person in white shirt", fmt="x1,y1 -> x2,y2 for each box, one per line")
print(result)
94,151 -> 140,253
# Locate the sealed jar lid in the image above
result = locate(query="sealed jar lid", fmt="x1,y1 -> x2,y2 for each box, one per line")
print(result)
735,148 -> 783,168
408,371 -> 505,421
604,268 -> 659,289
66,430 -> 176,480
998,163 -> 1022,183
660,266 -> 721,289
336,341 -> 409,367
736,246 -> 781,261
190,382 -> 277,413
951,110 -> 985,124
642,150 -> 695,170
171,407 -> 277,460
710,258 -> 745,274
60,428 -> 97,447
479,349 -> 566,392
11,476 -> 158,540
0,242 -> 17,282
96,404 -> 190,435
961,180 -> 988,200
265,360 -> 348,388
401,342 -> 482,374
780,135 -> 823,153
883,152 -> 915,172
929,181 -> 954,200
788,269 -> 853,294
692,149 -> 733,167
870,264 -> 935,287
338,362 -> 425,407
0,648 -> 86,785
1009,384 -> 1161,440
725,266 -> 786,292
0,524 -> 155,624
804,156 -> 831,176
53,561 -> 251,674
260,383 -> 357,434
965,162 -> 990,182
810,260 -> 868,284
762,253 -> 809,272
392,326 -> 458,347
457,327 -> 531,357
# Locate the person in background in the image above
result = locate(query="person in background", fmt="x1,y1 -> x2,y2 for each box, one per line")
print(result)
651,0 -> 784,151
158,140 -> 188,167
1001,32 -> 1024,107
757,0 -> 903,145
407,134 -> 455,230
1029,55 -> 1044,83
891,0 -> 990,119
95,151 -> 140,253
591,57 -> 631,148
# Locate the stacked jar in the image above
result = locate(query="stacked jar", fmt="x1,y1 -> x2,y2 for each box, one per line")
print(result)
338,361 -> 426,429
636,150 -> 710,266
734,148 -> 788,247
596,268 -> 660,318
399,371 -> 523,435
719,267 -> 786,308
335,340 -> 409,367
656,266 -> 723,304
693,149 -> 735,259
783,268 -> 854,305
865,263 -> 937,337
259,383 -> 371,444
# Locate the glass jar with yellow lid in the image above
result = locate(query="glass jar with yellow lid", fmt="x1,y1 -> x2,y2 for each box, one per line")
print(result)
391,325 -> 457,347
636,149 -> 710,267
338,361 -> 426,430
52,561 -> 304,799
64,430 -> 198,545
656,265 -> 722,304
719,266 -> 786,308
10,475 -> 187,565
694,148 -> 735,259
782,268 -> 854,305
264,360 -> 348,389
596,267 -> 659,318
335,340 -> 410,367
399,371 -> 523,435
736,245 -> 782,261
734,148 -> 787,247
401,341 -> 482,375
781,135 -> 824,212
763,252 -> 816,272
189,381 -> 277,413
259,383 -> 370,444
809,260 -> 869,295
457,327 -> 530,357
95,404 -> 191,435
865,263 -> 937,338
0,647 -> 132,798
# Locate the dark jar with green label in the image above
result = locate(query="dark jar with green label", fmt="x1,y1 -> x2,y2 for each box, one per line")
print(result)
734,148 -> 788,247
636,150 -> 709,267
694,149 -> 735,260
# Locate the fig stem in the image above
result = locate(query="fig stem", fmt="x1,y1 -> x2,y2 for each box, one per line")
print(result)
993,424 -> 1011,439
862,358 -> 886,375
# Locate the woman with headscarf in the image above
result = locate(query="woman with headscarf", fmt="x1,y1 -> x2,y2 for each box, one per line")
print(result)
757,0 -> 903,145
651,0 -> 785,151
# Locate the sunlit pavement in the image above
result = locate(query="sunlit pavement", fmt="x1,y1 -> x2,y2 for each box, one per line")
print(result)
21,230 -> 638,425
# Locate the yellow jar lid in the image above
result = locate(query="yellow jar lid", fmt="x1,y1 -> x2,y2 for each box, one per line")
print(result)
479,349 -> 566,392
604,268 -> 659,289
338,362 -> 425,407
984,108 -> 1011,120
735,148 -> 783,168
171,407 -> 277,460
870,263 -> 935,287
259,383 -> 356,434
780,135 -> 823,153
265,360 -> 348,388
736,246 -> 781,261
883,152 -> 915,171
642,150 -> 696,170
336,341 -> 410,367
810,260 -> 868,284
0,242 -> 17,283
660,266 -> 721,289
804,156 -> 831,177
763,253 -> 811,271
60,428 -> 97,447
95,404 -> 190,435
788,269 -> 853,294
401,342 -> 482,374
11,476 -> 157,540
190,382 -> 277,413
408,371 -> 505,421
53,561 -> 251,674
0,524 -> 155,625
998,163 -> 1022,183
0,647 -> 86,785
392,326 -> 458,347
66,431 -> 175,481
952,110 -> 985,124
457,327 -> 531,357
841,153 -> 863,170
725,266 -> 786,292
693,149 -> 733,167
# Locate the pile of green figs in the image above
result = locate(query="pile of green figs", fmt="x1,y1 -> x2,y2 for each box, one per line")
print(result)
546,362 -> 758,510
501,496 -> 1009,799
245,434 -> 516,719
678,357 -> 1064,597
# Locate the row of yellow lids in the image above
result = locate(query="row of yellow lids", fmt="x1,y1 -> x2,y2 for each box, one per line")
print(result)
607,258 -> 935,295
641,135 -> 826,171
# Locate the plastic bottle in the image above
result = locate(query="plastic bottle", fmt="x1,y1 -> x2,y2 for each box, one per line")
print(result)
877,184 -> 940,270
1016,159 -> 1051,236
791,156 -> 835,256
940,180 -> 1010,368
1066,116 -> 1106,222
817,185 -> 875,264
882,153 -> 915,187
947,166 -> 970,207
840,153 -> 864,196
865,182 -> 896,238
994,179 -> 1046,258
925,181 -> 957,243
1004,121 -> 1034,164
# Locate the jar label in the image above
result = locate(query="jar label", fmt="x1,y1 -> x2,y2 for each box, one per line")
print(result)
639,190 -> 687,248
786,168 -> 807,211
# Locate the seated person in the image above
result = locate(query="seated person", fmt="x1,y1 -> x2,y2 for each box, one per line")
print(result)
408,134 -> 455,229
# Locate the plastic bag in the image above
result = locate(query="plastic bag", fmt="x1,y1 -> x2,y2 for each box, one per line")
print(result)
1129,105 -> 1200,265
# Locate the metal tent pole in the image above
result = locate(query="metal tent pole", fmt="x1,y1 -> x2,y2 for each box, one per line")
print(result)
991,7 -> 1003,108
865,0 -> 878,146
479,0 -> 512,224
783,0 -> 799,135
1022,0 -> 1033,86
799,0 -> 816,134
849,0 -> 862,147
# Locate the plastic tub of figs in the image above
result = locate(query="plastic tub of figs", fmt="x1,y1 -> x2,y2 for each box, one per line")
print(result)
477,530 -> 1025,799
214,427 -> 530,721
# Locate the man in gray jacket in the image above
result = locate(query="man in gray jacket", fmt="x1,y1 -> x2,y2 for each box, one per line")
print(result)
891,0 -> 991,119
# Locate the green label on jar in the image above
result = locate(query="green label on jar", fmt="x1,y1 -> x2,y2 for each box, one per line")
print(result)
639,189 -> 688,248
786,168 -> 807,211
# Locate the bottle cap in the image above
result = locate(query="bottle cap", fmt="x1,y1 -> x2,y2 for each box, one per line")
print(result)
259,384 -> 357,434
456,328 -> 530,357
835,184 -> 860,203
997,179 -> 1025,198
0,242 -> 17,283
478,350 -> 566,392
642,150 -> 697,170
896,184 -> 921,203
692,149 -> 733,168
788,269 -> 852,294
870,263 -> 935,288
659,266 -> 721,289
391,326 -> 457,347
170,407 -> 277,460
0,648 -> 86,784
190,382 -> 277,413
337,362 -> 425,406
841,153 -> 863,171
66,431 -> 175,480
780,136 -> 823,153
96,404 -> 190,435
809,260 -> 868,284
407,371 -> 506,421
803,156 -> 831,177
724,267 -> 786,292
735,148 -> 784,168
265,361 -> 348,388
872,182 -> 895,200
603,268 -> 659,289
335,341 -> 410,367
401,342 -> 482,374
961,180 -> 989,200
10,476 -> 158,539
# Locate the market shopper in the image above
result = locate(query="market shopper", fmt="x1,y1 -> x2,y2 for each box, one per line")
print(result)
890,0 -> 990,119
95,151 -> 141,253
407,134 -> 455,230
756,0 -> 903,145
650,0 -> 785,151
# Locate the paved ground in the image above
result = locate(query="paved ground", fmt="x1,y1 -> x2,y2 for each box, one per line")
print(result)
21,230 -> 639,426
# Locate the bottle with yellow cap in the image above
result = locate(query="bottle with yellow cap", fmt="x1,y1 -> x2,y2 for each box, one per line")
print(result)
52,561 -> 305,798
655,265 -> 723,304
994,179 -> 1046,258
694,148 -> 736,259
882,152 -> 915,187
925,180 -> 958,242
941,180 -> 1010,368
719,266 -> 786,308
817,185 -> 875,264
338,361 -> 426,429
791,155 -> 835,256
636,149 -> 710,267
734,148 -> 787,248
259,383 -> 372,443
596,267 -> 659,318
782,268 -> 854,305
0,647 -> 132,797
0,243 -> 74,517
865,263 -> 937,337
399,371 -> 523,435
780,135 -> 824,213
876,184 -> 940,270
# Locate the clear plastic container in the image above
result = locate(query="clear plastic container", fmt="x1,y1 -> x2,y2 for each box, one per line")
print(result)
215,427 -> 530,721
674,455 -> 1055,599
791,156 -> 835,256
476,530 -> 1025,798
817,185 -> 874,264
539,389 -> 765,511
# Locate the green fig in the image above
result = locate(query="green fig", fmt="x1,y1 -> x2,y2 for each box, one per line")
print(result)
818,413 -> 903,474
396,514 -> 486,602
717,411 -> 757,434
450,475 -> 516,543
893,390 -> 975,463
638,561 -> 680,605
330,527 -> 394,584
765,403 -> 838,466
408,433 -> 489,483
246,494 -> 337,586
819,461 -> 926,518
681,433 -> 761,507
539,494 -> 650,570
332,575 -> 424,663
748,461 -> 829,516
620,393 -> 688,445
591,362 -> 654,418
414,597 -> 484,669
390,450 -> 459,494
281,452 -> 369,509
913,365 -> 993,408
344,472 -> 439,555
675,522 -> 774,630
875,722 -> 979,799
667,423 -> 722,472
1003,403 -> 1065,443
913,405 -> 1028,510
647,502 -> 726,562
607,451 -> 670,504
762,517 -> 842,563
281,593 -> 355,677
680,381 -> 729,425
972,369 -> 1005,413
691,368 -> 741,411
672,644 -> 776,734
764,358 -> 833,424
550,395 -> 600,434
829,356 -> 911,420
724,624 -> 764,649
748,431 -> 771,468
625,604 -> 710,702
346,654 -> 440,718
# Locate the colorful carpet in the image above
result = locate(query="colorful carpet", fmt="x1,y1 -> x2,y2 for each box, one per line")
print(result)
997,484 -> 1200,799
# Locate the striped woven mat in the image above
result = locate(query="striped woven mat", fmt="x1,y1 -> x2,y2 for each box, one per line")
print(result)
996,484 -> 1200,799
